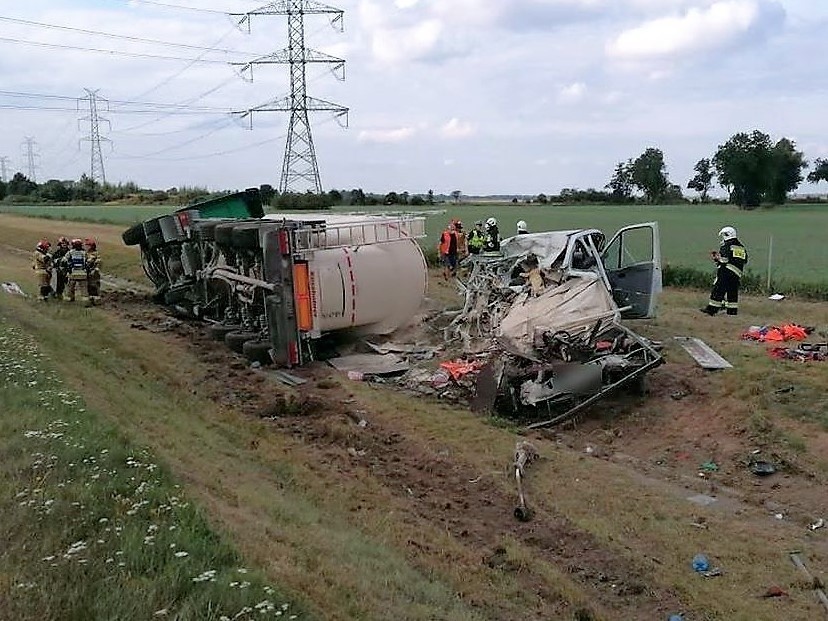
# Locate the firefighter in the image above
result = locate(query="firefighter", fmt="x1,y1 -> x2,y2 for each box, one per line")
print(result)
84,238 -> 101,304
437,221 -> 460,280
62,238 -> 89,303
516,220 -> 529,235
701,226 -> 748,316
51,236 -> 71,299
483,217 -> 501,253
453,219 -> 468,258
467,220 -> 485,255
32,239 -> 53,301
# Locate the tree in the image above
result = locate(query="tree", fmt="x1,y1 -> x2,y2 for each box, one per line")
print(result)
7,172 -> 37,196
72,174 -> 100,202
348,188 -> 366,205
712,130 -> 773,208
806,157 -> 828,185
663,183 -> 685,203
450,190 -> 461,203
426,189 -> 434,205
536,193 -> 548,204
687,158 -> 714,202
767,138 -> 807,204
631,147 -> 669,202
327,188 -> 343,205
39,179 -> 71,202
605,160 -> 633,202
384,191 -> 399,205
0,179 -> 6,200
410,195 -> 426,206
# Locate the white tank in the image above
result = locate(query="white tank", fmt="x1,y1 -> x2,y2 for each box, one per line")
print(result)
263,213 -> 428,335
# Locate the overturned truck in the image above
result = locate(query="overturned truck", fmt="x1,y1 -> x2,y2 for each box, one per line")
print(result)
447,223 -> 665,427
122,189 -> 428,366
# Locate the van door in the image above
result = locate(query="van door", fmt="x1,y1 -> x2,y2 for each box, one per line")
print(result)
601,222 -> 662,318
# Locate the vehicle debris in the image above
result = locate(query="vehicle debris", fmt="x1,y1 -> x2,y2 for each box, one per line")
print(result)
513,441 -> 539,522
749,460 -> 777,477
328,353 -> 410,377
809,518 -> 825,532
789,552 -> 828,613
1,281 -> 26,296
443,224 -> 665,426
674,337 -> 732,370
123,188 -> 428,367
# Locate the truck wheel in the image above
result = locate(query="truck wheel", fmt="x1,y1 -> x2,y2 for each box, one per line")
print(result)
209,323 -> 240,341
225,330 -> 258,353
243,339 -> 273,365
122,223 -> 146,246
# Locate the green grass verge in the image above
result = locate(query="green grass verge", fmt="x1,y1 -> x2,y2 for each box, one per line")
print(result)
0,316 -> 308,621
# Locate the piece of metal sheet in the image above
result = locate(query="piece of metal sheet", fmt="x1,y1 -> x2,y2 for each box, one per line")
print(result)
674,337 -> 732,370
328,353 -> 410,376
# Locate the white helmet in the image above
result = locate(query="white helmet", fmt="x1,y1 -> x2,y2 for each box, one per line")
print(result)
486,217 -> 497,228
718,226 -> 737,241
516,220 -> 528,233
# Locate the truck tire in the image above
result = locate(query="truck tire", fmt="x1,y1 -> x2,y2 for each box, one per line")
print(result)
214,223 -> 236,247
231,225 -> 260,250
144,218 -> 163,235
145,232 -> 165,249
225,330 -> 259,354
122,223 -> 146,246
243,339 -> 273,365
209,323 -> 240,341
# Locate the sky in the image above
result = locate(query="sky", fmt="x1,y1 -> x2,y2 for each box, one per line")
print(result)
0,0 -> 826,196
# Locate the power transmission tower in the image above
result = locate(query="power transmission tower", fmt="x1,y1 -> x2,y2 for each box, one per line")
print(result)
78,88 -> 112,184
0,156 -> 9,183
231,1 -> 349,194
21,137 -> 40,182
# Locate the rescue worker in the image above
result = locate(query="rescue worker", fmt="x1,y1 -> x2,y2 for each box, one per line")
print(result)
517,220 -> 529,235
701,226 -> 748,316
62,238 -> 89,303
454,219 -> 468,258
51,236 -> 71,299
437,221 -> 460,280
467,221 -> 485,255
32,239 -> 53,301
84,238 -> 101,304
483,217 -> 501,253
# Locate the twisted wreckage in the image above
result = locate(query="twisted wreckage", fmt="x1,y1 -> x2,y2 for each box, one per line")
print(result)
123,189 -> 664,426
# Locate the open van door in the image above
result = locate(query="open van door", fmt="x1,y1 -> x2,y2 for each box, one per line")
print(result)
601,222 -> 662,319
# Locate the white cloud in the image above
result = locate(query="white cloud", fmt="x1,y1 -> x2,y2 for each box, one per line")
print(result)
357,127 -> 418,143
440,118 -> 476,139
606,0 -> 783,62
369,19 -> 445,64
558,82 -> 587,103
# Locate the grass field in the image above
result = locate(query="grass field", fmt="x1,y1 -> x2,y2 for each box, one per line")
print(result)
3,202 -> 827,287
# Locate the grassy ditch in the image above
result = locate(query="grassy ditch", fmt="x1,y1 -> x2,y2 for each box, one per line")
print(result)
0,316 -> 307,621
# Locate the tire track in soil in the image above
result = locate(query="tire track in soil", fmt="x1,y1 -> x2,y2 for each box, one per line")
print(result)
108,291 -> 687,621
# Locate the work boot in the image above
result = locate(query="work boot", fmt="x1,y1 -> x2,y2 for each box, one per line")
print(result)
726,310 -> 738,316
699,307 -> 717,316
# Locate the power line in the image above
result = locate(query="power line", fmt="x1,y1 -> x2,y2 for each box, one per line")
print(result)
0,15 -> 260,56
126,0 -> 231,14
79,89 -> 111,184
0,35 -> 232,64
0,103 -> 226,115
0,89 -> 232,111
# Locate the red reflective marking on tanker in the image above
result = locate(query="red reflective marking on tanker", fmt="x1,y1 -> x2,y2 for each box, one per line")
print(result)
343,248 -> 357,326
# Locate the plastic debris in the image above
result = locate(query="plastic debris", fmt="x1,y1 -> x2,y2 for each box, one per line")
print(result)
1,282 -> 27,297
699,461 -> 719,473
761,586 -> 789,598
768,294 -> 785,301
742,324 -> 811,343
692,554 -> 710,573
750,461 -> 777,476
810,518 -> 825,531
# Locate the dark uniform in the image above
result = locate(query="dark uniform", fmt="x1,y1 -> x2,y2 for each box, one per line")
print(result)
703,236 -> 748,316
483,223 -> 500,252
63,242 -> 89,303
51,239 -> 70,298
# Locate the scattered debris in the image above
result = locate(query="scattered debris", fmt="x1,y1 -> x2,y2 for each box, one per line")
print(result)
674,337 -> 732,370
439,358 -> 486,380
691,554 -> 710,572
768,344 -> 827,363
365,341 -> 439,360
789,552 -> 828,613
774,385 -> 795,394
760,585 -> 789,598
742,324 -> 812,343
768,294 -> 786,301
513,441 -> 539,522
670,390 -> 689,400
687,494 -> 718,507
1,281 -> 26,297
328,353 -> 410,377
270,370 -> 307,387
809,519 -> 825,532
699,461 -> 719,473
750,460 -> 777,477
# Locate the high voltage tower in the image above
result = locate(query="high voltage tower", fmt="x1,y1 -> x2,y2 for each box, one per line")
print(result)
231,1 -> 349,194
21,137 -> 40,182
0,156 -> 9,182
79,88 -> 111,184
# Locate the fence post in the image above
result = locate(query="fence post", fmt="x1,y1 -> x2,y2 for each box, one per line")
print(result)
767,234 -> 773,293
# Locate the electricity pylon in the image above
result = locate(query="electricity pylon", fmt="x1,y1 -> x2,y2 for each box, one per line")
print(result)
21,137 -> 40,182
0,156 -> 9,182
231,1 -> 348,194
79,88 -> 112,184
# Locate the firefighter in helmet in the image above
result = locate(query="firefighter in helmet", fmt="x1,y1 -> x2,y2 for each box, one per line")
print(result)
483,217 -> 501,253
516,220 -> 529,235
84,238 -> 101,304
51,236 -> 71,298
32,239 -> 53,301
62,238 -> 89,303
701,225 -> 748,316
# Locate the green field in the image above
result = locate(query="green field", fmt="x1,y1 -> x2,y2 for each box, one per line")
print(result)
3,202 -> 827,286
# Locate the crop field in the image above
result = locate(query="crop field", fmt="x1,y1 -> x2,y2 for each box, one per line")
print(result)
2,214 -> 828,620
3,202 -> 827,286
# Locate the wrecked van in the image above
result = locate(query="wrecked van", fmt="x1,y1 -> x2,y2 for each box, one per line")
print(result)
447,223 -> 665,427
